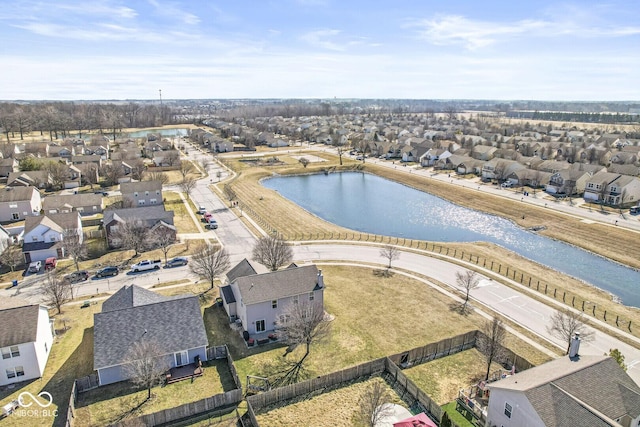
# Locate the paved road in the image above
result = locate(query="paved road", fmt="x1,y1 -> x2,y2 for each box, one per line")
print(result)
5,142 -> 640,384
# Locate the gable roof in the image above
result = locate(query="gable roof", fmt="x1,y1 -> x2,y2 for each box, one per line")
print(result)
0,186 -> 39,202
120,180 -> 162,194
489,356 -> 640,426
94,285 -> 207,370
103,206 -> 174,226
24,212 -> 80,235
0,304 -> 43,347
42,193 -> 102,211
226,258 -> 258,283
235,265 -> 321,305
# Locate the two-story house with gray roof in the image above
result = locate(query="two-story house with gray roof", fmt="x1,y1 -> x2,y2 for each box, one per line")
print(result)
0,305 -> 54,386
103,205 -> 175,248
93,285 -> 208,386
120,180 -> 163,207
0,187 -> 42,223
220,261 -> 325,338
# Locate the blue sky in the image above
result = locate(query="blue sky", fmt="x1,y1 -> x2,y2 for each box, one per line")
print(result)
1,0 -> 639,101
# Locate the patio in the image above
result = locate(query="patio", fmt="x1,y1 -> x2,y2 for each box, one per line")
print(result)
165,362 -> 203,384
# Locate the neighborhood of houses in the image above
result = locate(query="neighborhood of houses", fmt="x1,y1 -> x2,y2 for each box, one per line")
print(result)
0,115 -> 639,426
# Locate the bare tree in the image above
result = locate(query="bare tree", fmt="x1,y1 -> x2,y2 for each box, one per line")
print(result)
333,140 -> 347,165
444,105 -> 458,121
145,171 -> 169,185
130,159 -> 146,181
199,159 -> 211,175
0,244 -> 24,272
476,316 -> 507,380
298,157 -> 309,168
357,380 -> 394,427
178,177 -> 198,198
272,300 -> 330,386
252,235 -> 293,271
379,245 -> 400,269
45,161 -> 69,190
124,340 -> 169,401
164,150 -> 180,167
80,163 -> 99,189
151,228 -> 176,264
110,218 -> 151,257
179,160 -> 195,180
456,270 -> 479,314
42,271 -> 72,314
215,170 -> 222,182
493,160 -> 507,182
547,309 -> 595,354
62,229 -> 87,272
189,244 -> 230,289
100,163 -> 124,186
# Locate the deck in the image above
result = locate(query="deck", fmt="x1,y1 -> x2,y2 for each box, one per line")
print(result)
165,363 -> 203,384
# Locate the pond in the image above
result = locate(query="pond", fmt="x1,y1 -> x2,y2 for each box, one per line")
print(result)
263,172 -> 640,307
126,128 -> 189,138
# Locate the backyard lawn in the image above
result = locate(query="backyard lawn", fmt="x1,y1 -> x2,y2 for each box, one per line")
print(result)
164,190 -> 200,233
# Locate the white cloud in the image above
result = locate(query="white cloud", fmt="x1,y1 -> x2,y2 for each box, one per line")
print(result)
300,29 -> 348,51
146,0 -> 200,25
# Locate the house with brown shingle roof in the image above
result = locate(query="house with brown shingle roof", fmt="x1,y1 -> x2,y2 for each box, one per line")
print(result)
43,193 -> 103,216
220,261 -> 325,339
119,180 -> 163,207
0,305 -> 54,386
0,187 -> 42,222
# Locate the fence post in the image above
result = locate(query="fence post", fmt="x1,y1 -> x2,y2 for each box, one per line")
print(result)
572,296 -> 575,307
506,267 -> 509,276
604,310 -> 607,321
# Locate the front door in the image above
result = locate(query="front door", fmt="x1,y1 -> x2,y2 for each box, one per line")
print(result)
175,350 -> 188,366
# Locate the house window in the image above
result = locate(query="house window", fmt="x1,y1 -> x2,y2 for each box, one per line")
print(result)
156,190 -> 160,195
138,200 -> 145,205
6,368 -> 15,379
93,206 -> 97,211
50,236 -> 56,242
150,199 -> 157,204
256,319 -> 266,333
272,300 -> 278,309
12,213 -> 19,220
504,402 -> 512,418
1,348 -> 10,359
134,192 -> 138,197
175,350 -> 188,367
32,236 -> 38,242
309,292 -> 314,301
10,346 -> 19,357
145,191 -> 149,196
15,366 -> 24,377
9,203 -> 17,208
77,207 -> 84,213
293,296 -> 298,305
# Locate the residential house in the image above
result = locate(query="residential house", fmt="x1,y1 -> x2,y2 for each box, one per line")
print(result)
0,305 -> 54,386
545,164 -> 604,196
22,211 -> 82,263
63,164 -> 82,189
71,155 -> 102,169
143,140 -> 173,158
0,158 -> 18,178
111,160 -> 134,183
584,171 -> 640,205
103,205 -> 175,248
152,149 -> 181,167
7,171 -> 51,189
93,285 -> 208,386
119,180 -> 163,207
401,145 -> 429,163
420,148 -> 451,167
43,193 -> 103,216
83,144 -> 109,160
471,145 -> 497,161
487,351 -> 640,426
0,187 -> 42,222
47,144 -> 74,159
610,151 -> 638,165
22,142 -> 49,158
212,137 -> 233,153
220,261 -> 325,338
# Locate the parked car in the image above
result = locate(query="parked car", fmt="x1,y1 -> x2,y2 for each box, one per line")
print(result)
202,212 -> 213,222
27,261 -> 42,274
44,257 -> 57,271
130,259 -> 162,272
166,257 -> 188,268
198,206 -> 207,214
206,220 -> 218,230
65,270 -> 89,283
95,266 -> 119,278
501,182 -> 513,188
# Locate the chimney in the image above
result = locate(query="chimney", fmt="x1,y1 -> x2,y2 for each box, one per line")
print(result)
317,269 -> 324,288
569,332 -> 581,358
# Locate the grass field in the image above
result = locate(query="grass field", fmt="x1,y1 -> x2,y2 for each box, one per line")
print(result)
164,190 -> 200,233
205,265 -> 550,390
255,376 -> 405,427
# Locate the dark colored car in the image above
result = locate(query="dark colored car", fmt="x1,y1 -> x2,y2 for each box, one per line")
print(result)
95,266 -> 119,278
65,270 -> 89,283
166,257 -> 188,268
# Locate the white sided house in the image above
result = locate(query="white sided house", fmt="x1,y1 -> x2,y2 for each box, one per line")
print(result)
220,261 -> 325,338
22,212 -> 82,264
0,305 -> 54,386
487,336 -> 640,427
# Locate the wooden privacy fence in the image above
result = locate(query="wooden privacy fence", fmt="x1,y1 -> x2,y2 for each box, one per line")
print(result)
388,330 -> 477,367
112,389 -> 243,427
75,372 -> 99,393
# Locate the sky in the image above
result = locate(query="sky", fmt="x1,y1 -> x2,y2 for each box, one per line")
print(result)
1,0 -> 639,101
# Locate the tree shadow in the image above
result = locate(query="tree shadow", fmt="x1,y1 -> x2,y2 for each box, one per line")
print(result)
373,269 -> 394,278
448,302 -> 471,316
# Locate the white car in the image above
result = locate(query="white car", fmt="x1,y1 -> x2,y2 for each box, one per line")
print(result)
198,206 -> 207,214
501,182 -> 513,188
